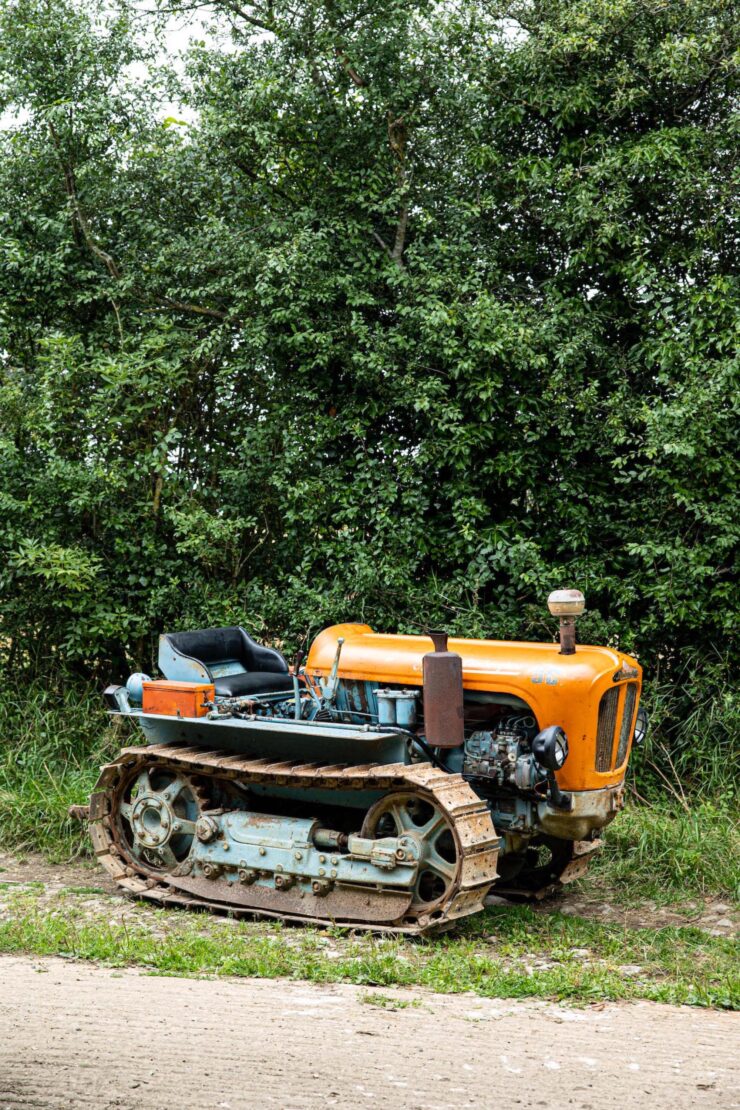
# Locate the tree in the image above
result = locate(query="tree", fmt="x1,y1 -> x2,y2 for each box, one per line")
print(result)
0,0 -> 737,775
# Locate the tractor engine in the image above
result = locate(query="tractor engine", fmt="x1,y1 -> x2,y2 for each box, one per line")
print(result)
464,717 -> 541,788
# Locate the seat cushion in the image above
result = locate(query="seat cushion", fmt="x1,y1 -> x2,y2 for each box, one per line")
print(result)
214,671 -> 294,698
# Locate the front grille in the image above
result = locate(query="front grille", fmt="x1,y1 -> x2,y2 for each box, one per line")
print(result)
615,683 -> 637,767
595,687 -> 620,771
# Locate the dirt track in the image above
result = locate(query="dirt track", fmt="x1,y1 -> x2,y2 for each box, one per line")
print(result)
0,955 -> 737,1110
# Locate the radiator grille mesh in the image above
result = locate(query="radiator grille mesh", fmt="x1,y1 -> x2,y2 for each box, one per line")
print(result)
595,687 -> 620,772
615,683 -> 637,768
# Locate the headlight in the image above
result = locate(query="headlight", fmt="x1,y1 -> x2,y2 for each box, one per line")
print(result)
532,726 -> 569,770
547,589 -> 585,617
633,706 -> 649,746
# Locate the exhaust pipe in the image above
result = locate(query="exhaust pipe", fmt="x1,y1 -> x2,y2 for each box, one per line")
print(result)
422,630 -> 465,748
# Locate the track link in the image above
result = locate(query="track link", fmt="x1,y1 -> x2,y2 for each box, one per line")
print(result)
89,744 -> 499,935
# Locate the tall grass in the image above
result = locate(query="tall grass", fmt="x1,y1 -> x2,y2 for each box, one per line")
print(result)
594,799 -> 739,903
0,682 -> 132,858
633,651 -> 739,797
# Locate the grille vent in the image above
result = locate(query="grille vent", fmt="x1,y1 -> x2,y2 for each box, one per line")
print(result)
615,683 -> 637,767
595,687 -> 620,771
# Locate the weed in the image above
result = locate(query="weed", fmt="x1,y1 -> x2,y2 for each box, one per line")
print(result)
0,682 -> 134,858
358,992 -> 420,1009
591,798 -> 740,903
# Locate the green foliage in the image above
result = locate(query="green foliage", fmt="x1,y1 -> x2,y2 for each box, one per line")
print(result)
593,798 -> 740,903
0,0 -> 737,784
0,682 -> 122,857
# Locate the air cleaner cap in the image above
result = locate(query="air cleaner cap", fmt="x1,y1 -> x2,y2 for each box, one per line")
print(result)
547,588 -> 586,617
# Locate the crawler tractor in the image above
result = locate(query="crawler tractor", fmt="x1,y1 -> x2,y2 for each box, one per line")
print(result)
84,590 -> 646,933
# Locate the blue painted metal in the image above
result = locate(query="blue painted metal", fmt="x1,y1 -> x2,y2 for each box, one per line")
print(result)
375,688 -> 419,729
131,710 -> 409,766
191,811 -> 419,889
396,693 -> 418,730
376,690 -> 396,726
331,678 -> 378,721
125,673 -> 150,707
158,634 -> 212,683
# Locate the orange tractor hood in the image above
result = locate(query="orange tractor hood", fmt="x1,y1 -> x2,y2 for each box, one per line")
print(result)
307,623 -> 639,692
307,624 -> 642,791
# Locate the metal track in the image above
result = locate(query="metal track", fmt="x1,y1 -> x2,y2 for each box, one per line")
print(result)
492,838 -> 601,901
89,744 -> 499,935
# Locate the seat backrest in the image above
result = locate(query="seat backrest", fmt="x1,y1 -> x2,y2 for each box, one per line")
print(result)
159,626 -> 288,683
166,627 -> 245,666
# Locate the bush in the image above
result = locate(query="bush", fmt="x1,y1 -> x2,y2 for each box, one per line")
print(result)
0,0 -> 737,791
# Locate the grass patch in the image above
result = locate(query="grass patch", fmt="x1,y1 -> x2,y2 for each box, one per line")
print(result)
358,992 -> 421,1009
590,798 -> 740,905
0,887 -> 736,1009
0,683 -> 130,859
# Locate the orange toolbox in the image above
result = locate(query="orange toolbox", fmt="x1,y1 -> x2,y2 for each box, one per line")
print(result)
141,680 -> 214,718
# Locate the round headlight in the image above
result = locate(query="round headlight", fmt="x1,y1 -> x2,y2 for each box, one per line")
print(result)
633,706 -> 649,746
532,726 -> 569,770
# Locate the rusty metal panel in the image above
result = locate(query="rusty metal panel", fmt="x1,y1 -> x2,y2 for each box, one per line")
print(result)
595,687 -> 619,771
169,874 -> 413,924
141,680 -> 214,718
88,791 -> 109,821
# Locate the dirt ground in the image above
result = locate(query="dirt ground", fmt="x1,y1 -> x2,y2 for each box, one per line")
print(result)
1,853 -> 738,1108
1,851 -> 737,936
0,953 -> 737,1110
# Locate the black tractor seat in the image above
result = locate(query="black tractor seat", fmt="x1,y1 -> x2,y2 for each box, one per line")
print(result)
160,626 -> 293,698
211,671 -> 293,697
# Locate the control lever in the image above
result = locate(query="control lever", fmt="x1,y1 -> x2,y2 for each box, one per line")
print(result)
323,636 -> 345,706
291,649 -> 306,720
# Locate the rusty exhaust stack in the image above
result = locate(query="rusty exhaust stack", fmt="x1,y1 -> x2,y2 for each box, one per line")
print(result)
547,589 -> 586,655
422,630 -> 465,748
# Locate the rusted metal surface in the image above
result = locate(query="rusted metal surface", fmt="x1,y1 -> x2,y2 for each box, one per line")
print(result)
538,784 -> 624,840
169,874 -> 413,923
556,838 -> 602,886
558,617 -> 576,655
422,631 -> 465,749
88,744 -> 499,935
490,837 -> 602,902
